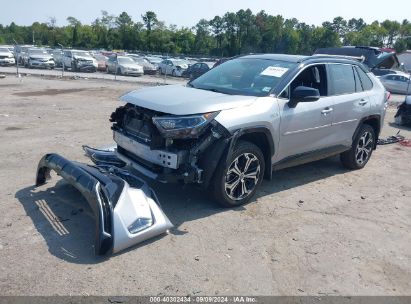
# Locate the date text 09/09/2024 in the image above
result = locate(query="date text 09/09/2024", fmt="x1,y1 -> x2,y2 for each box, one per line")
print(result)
149,296 -> 257,303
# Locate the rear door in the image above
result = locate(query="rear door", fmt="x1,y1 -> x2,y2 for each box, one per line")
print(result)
327,63 -> 371,147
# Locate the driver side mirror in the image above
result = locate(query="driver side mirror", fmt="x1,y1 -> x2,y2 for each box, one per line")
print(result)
288,86 -> 320,108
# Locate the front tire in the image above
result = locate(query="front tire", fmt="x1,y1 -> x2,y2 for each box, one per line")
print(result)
340,124 -> 375,170
211,141 -> 265,207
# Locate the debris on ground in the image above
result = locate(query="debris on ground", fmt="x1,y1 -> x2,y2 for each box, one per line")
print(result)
377,131 -> 405,145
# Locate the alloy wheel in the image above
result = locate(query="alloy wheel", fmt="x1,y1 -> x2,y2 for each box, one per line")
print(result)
225,153 -> 261,201
355,131 -> 373,165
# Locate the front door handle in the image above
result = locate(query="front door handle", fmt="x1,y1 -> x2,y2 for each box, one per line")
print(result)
321,107 -> 333,115
359,99 -> 368,106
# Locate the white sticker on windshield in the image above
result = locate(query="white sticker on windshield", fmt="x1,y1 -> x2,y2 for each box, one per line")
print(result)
262,87 -> 271,92
260,66 -> 289,77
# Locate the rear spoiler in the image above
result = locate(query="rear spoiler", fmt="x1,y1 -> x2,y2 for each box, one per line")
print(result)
312,53 -> 366,63
36,153 -> 173,255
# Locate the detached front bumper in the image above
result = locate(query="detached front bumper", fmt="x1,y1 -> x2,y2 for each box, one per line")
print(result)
35,153 -> 173,255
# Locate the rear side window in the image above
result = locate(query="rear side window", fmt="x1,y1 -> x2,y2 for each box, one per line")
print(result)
328,64 -> 356,95
355,67 -> 373,91
353,68 -> 363,92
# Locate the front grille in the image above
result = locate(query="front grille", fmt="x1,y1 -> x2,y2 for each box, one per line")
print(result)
111,104 -> 166,149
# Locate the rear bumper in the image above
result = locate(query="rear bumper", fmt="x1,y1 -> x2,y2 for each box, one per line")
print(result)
36,153 -> 172,255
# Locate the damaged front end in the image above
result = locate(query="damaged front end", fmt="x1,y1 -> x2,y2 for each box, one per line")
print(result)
35,153 -> 172,255
110,103 -> 232,187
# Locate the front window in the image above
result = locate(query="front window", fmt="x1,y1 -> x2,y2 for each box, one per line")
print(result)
190,58 -> 296,96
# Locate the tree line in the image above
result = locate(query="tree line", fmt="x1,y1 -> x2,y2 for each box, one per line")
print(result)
1,10 -> 410,56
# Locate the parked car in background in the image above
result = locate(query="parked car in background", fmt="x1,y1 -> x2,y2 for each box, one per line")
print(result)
25,48 -> 55,69
314,46 -> 403,76
158,59 -> 188,76
1,45 -> 14,52
145,56 -> 162,69
183,62 -> 213,80
93,54 -> 109,71
63,50 -> 98,72
14,45 -> 32,65
0,46 -> 16,66
52,49 -> 64,67
128,55 -> 157,75
379,73 -> 411,94
106,56 -> 144,76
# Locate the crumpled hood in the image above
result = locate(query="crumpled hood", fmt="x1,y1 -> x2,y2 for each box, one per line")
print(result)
120,84 -> 256,115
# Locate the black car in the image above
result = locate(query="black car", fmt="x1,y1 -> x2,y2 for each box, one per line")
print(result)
314,46 -> 403,76
183,62 -> 214,80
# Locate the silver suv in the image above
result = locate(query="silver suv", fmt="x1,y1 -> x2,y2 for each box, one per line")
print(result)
111,54 -> 387,206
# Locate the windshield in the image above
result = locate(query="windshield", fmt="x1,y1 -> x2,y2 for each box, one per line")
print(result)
190,58 -> 296,96
30,49 -> 48,55
73,51 -> 92,58
172,60 -> 188,66
118,57 -> 134,64
0,48 -> 10,52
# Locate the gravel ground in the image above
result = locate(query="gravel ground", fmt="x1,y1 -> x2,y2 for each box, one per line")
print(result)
0,76 -> 410,296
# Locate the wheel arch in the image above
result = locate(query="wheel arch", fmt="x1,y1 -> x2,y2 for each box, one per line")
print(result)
234,127 -> 275,180
354,115 -> 381,149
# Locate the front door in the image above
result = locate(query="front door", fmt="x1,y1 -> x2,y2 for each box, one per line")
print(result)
275,64 -> 336,162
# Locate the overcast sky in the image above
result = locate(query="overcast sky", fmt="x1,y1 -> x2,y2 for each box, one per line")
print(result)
1,0 -> 410,27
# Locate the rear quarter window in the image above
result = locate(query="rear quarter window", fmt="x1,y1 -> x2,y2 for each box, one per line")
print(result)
355,67 -> 373,91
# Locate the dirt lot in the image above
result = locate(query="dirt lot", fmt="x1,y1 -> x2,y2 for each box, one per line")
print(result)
0,76 -> 410,296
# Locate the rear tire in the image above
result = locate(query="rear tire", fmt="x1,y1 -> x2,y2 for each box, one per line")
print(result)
211,141 -> 265,207
340,124 -> 375,170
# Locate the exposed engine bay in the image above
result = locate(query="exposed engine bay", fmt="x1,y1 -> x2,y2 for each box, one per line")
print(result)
110,103 -> 232,185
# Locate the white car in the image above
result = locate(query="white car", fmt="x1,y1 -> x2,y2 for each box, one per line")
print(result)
158,59 -> 189,77
379,73 -> 411,94
106,56 -> 144,76
0,47 -> 15,66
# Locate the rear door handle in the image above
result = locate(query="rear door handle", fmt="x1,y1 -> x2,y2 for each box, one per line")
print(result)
321,107 -> 333,114
359,99 -> 368,106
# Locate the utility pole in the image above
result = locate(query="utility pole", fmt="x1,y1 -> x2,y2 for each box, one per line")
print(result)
32,30 -> 35,45
58,43 -> 64,78
114,53 -> 118,80
12,39 -> 19,77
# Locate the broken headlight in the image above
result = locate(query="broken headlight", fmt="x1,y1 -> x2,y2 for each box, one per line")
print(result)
152,112 -> 219,138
